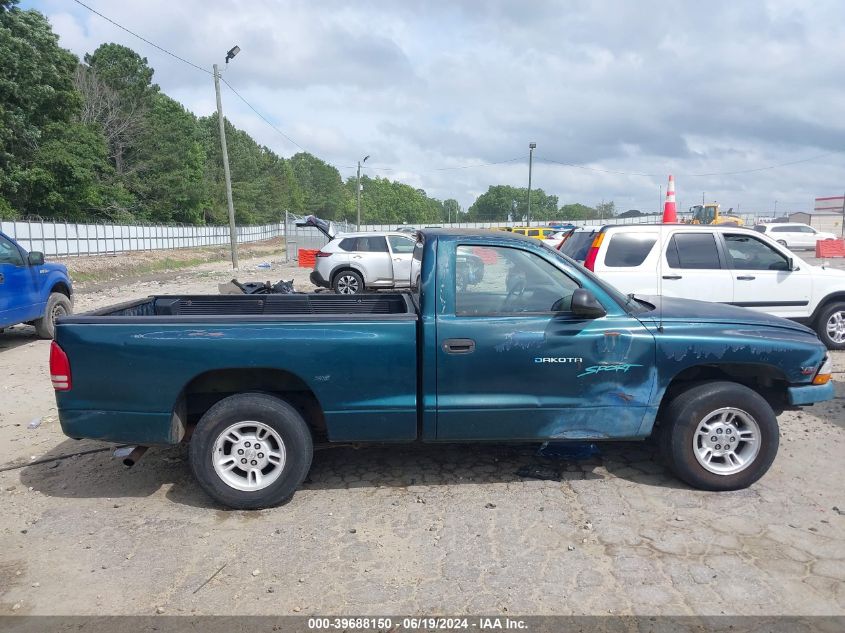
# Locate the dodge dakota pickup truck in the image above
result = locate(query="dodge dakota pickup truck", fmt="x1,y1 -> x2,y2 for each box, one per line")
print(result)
52,230 -> 834,509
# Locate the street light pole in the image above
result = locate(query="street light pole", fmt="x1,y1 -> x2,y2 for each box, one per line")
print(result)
356,155 -> 369,228
213,46 -> 240,269
527,142 -> 536,224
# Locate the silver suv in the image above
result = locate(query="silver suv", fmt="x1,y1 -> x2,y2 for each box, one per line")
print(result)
310,231 -> 417,294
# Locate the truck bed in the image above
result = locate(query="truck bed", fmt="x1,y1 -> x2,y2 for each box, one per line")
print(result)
71,293 -> 415,320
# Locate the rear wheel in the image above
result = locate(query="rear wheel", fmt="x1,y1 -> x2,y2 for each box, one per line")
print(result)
659,381 -> 778,491
332,270 -> 364,295
815,301 -> 845,350
189,393 -> 313,509
34,292 -> 72,339
776,239 -> 787,247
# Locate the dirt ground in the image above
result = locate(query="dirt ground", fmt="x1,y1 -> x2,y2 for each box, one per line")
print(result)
0,246 -> 843,617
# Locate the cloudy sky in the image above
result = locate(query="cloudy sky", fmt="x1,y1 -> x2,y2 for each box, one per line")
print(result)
25,0 -> 845,214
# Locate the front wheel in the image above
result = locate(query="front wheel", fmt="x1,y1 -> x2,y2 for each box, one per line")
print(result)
815,301 -> 845,350
776,239 -> 787,247
34,292 -> 72,339
189,393 -> 313,509
659,381 -> 778,491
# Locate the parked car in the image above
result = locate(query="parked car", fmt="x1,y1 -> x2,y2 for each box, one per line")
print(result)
52,229 -> 833,508
753,223 -> 837,250
559,224 -> 845,349
510,226 -> 558,240
544,229 -> 574,249
0,231 -> 73,338
310,231 -> 417,294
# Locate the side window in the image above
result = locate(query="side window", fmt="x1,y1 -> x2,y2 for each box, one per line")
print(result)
724,234 -> 790,271
387,236 -> 415,254
338,238 -> 356,252
799,226 -> 816,234
455,245 -> 580,316
604,233 -> 657,267
0,235 -> 24,266
527,229 -> 540,237
666,233 -> 721,269
771,226 -> 791,233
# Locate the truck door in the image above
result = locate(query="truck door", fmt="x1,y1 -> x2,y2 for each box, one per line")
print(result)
721,232 -> 811,319
387,235 -> 415,287
435,244 -> 656,441
0,235 -> 39,326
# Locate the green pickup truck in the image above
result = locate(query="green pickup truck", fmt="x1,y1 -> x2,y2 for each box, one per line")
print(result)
52,229 -> 834,509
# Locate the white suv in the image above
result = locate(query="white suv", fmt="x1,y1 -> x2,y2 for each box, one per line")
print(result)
559,224 -> 845,349
753,222 -> 837,250
310,231 -> 417,294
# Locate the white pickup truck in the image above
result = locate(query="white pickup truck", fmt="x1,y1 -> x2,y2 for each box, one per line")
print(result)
559,224 -> 845,349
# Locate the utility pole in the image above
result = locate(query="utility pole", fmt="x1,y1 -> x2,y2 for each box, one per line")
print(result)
527,142 -> 536,224
213,53 -> 239,269
356,155 -> 369,228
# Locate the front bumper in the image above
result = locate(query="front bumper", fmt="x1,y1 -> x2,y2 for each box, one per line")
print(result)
787,382 -> 835,406
310,270 -> 329,288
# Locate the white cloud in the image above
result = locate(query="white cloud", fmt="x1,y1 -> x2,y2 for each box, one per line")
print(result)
28,0 -> 845,213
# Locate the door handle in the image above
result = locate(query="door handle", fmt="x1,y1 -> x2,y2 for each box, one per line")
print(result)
736,275 -> 756,280
393,257 -> 402,262
442,338 -> 476,354
352,255 -> 362,259
662,275 -> 682,280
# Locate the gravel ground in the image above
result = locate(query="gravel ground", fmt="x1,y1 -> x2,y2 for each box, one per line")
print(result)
0,250 -> 843,616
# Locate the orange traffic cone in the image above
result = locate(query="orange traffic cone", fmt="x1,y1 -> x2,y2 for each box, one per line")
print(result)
662,175 -> 677,223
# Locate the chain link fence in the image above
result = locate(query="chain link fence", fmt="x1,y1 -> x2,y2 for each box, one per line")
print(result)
0,218 -> 285,257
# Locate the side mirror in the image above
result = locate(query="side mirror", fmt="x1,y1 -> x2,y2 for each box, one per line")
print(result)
28,251 -> 45,266
570,288 -> 606,318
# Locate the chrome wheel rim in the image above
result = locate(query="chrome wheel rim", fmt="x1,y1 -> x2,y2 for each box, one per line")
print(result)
336,275 -> 359,294
826,310 -> 845,344
693,407 -> 760,476
212,421 -> 286,491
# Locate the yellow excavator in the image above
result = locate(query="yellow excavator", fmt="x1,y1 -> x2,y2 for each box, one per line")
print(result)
687,203 -> 744,226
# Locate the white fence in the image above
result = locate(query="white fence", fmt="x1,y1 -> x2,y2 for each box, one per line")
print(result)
0,219 -> 285,257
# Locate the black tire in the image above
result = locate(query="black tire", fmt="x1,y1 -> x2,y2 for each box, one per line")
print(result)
332,269 -> 364,295
189,393 -> 313,509
814,301 -> 845,350
34,292 -> 72,339
776,239 -> 787,247
658,381 -> 779,491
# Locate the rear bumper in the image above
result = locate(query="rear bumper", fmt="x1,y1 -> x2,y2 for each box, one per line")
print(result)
787,382 -> 835,406
59,409 -> 181,445
310,270 -> 329,288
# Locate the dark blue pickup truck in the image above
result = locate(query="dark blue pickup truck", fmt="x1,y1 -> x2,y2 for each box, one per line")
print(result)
52,229 -> 834,509
1,231 -> 73,338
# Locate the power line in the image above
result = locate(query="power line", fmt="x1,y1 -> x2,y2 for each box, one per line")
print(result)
220,77 -> 307,152
72,0 -> 211,75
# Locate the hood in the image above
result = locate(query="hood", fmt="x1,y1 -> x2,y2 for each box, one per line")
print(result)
811,262 -> 845,276
635,295 -> 815,335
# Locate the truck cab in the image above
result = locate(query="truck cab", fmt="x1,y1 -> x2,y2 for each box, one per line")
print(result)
0,231 -> 73,338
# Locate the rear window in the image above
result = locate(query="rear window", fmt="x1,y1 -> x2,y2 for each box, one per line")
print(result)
666,233 -> 721,269
603,233 -> 657,267
338,236 -> 388,252
560,230 -> 598,262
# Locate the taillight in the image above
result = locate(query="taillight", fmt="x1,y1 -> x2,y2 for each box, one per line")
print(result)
583,232 -> 605,271
316,251 -> 332,258
50,341 -> 71,391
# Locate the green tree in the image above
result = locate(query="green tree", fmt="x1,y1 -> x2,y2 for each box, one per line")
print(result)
558,203 -> 598,220
345,176 -> 442,224
467,185 -> 558,222
0,4 -> 81,216
289,152 -> 351,220
596,200 -> 616,218
442,198 -> 461,223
